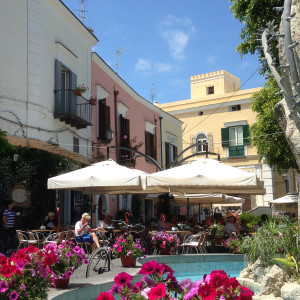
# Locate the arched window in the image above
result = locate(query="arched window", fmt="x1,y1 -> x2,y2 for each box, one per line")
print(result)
195,133 -> 208,152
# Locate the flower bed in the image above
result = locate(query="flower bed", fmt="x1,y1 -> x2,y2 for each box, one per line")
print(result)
96,260 -> 254,299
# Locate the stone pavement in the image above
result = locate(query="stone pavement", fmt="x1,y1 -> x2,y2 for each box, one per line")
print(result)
48,257 -> 142,300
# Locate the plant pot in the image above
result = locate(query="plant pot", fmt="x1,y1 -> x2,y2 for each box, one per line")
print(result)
233,247 -> 242,254
89,100 -> 96,105
120,255 -> 136,267
73,90 -> 82,96
54,278 -> 70,288
160,248 -> 171,255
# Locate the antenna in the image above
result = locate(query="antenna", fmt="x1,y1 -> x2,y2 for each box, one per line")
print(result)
116,46 -> 129,74
151,83 -> 157,103
79,0 -> 87,23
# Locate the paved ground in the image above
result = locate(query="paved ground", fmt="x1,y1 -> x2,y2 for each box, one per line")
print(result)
48,257 -> 143,300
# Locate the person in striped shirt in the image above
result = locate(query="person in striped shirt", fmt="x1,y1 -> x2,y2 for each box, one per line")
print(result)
2,201 -> 17,255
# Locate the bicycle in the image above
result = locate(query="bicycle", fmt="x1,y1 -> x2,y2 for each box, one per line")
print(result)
85,220 -> 145,278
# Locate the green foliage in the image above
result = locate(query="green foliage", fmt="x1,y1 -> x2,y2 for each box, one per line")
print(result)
238,212 -> 261,227
229,0 -> 283,74
272,254 -> 300,282
250,79 -> 298,170
241,216 -> 299,267
0,129 -> 15,155
0,146 -> 73,229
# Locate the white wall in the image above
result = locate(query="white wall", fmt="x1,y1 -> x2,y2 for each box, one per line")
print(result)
0,0 -> 97,159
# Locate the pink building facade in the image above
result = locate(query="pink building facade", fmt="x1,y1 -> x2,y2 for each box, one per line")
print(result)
90,52 -> 163,224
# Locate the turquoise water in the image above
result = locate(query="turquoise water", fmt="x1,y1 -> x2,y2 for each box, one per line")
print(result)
168,260 -> 246,282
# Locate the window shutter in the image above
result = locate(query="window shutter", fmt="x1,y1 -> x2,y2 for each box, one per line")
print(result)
174,145 -> 178,160
105,105 -> 111,134
152,134 -> 157,160
165,142 -> 170,169
221,128 -> 229,148
98,99 -> 106,140
243,125 -> 250,145
125,118 -> 130,146
120,114 -> 125,145
69,71 -> 77,112
55,60 -> 62,91
54,60 -> 62,110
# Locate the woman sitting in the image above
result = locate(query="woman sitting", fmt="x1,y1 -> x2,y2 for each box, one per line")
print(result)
75,213 -> 101,252
44,212 -> 58,231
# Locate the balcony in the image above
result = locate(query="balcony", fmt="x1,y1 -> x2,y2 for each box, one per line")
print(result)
54,89 -> 92,129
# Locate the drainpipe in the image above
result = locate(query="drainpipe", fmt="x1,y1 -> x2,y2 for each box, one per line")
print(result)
114,89 -> 119,212
159,117 -> 163,169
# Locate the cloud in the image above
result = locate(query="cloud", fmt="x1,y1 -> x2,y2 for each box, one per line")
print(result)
159,14 -> 195,61
153,63 -> 173,73
135,58 -> 151,72
135,59 -> 173,74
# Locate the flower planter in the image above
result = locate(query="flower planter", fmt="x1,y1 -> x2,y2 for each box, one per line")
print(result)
73,90 -> 82,96
233,247 -> 242,254
54,278 -> 70,288
160,248 -> 171,255
120,255 -> 136,267
89,100 -> 96,105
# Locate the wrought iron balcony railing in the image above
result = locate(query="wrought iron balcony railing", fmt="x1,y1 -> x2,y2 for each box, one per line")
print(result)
54,89 -> 92,129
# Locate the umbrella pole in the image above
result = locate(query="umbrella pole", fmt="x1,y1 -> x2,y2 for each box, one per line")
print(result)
187,198 -> 190,221
198,204 -> 201,224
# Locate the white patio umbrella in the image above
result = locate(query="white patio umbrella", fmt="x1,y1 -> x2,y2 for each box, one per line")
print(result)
47,159 -> 166,194
269,192 -> 299,204
145,158 -> 265,195
171,193 -> 245,205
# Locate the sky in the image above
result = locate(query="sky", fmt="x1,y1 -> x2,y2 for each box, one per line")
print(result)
62,0 -> 265,104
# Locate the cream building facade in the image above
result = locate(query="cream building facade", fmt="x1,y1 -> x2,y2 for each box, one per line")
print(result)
157,70 -> 293,210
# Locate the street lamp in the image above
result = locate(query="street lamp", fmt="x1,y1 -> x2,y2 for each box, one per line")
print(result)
106,126 -> 114,143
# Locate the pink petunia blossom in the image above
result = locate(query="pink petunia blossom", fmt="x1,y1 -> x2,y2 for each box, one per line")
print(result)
96,292 -> 115,300
148,283 -> 166,300
114,272 -> 133,286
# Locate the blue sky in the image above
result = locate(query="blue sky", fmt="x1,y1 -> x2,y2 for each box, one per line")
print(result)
62,0 -> 265,104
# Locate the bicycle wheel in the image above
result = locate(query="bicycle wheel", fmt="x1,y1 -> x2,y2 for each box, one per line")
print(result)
86,247 -> 110,278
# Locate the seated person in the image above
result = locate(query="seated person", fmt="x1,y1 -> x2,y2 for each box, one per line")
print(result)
239,219 -> 250,236
157,213 -> 172,231
97,214 -> 108,229
225,213 -> 239,237
44,212 -> 58,231
205,216 -> 213,226
75,212 -> 101,252
106,214 -> 114,227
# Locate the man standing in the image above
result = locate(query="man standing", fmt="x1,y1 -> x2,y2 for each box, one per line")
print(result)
2,201 -> 17,255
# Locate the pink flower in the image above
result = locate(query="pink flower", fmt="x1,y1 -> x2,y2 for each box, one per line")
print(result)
198,283 -> 218,300
137,260 -> 160,275
0,280 -> 9,293
114,272 -> 132,286
116,246 -> 122,253
96,292 -> 115,300
209,270 -> 228,288
148,283 -> 166,300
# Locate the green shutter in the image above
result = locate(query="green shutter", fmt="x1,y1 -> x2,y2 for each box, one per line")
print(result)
165,142 -> 170,169
243,125 -> 250,145
221,128 -> 229,147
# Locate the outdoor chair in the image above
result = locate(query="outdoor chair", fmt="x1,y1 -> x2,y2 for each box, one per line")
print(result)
72,230 -> 92,255
16,230 -> 29,251
43,231 -> 66,246
180,232 -> 208,254
206,228 -> 216,252
27,232 -> 39,247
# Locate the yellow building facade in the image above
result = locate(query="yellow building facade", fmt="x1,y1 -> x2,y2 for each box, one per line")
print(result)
158,70 -> 293,210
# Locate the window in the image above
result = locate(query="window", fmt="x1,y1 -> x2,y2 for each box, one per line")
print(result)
207,86 -> 214,95
165,142 -> 178,169
145,131 -> 157,160
229,105 -> 241,112
98,99 -> 111,141
55,60 -> 77,105
195,133 -> 208,152
221,125 -> 250,157
73,137 -> 79,153
119,114 -> 131,162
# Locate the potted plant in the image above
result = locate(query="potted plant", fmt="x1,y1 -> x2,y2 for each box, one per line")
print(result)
151,231 -> 180,255
224,236 -> 243,254
45,240 -> 88,287
0,245 -> 51,299
112,234 -> 145,267
89,96 -> 97,105
213,223 -> 225,245
73,84 -> 89,96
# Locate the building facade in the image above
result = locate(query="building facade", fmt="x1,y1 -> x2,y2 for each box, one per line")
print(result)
157,70 -> 296,210
91,53 -> 182,224
0,0 -> 97,227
